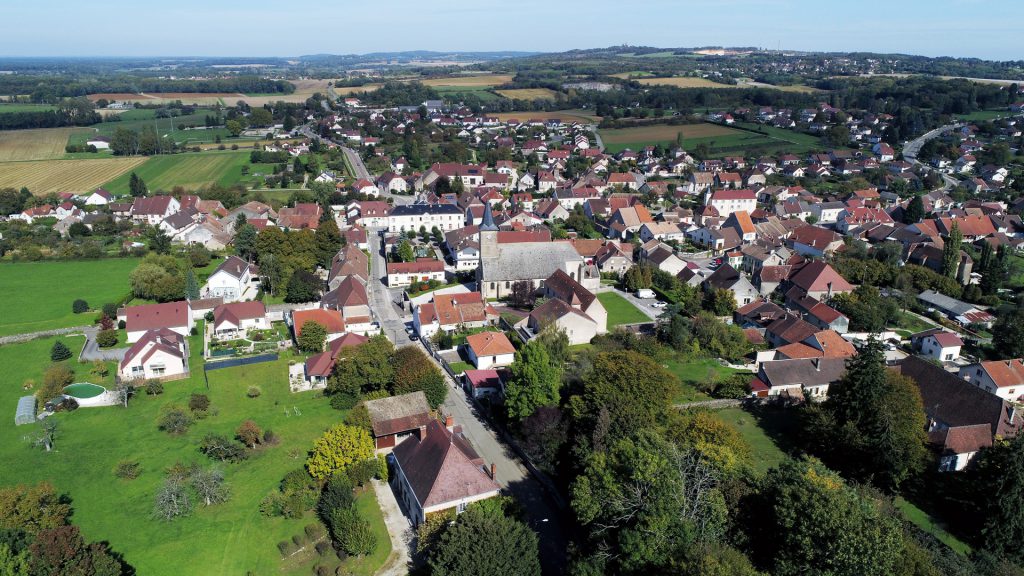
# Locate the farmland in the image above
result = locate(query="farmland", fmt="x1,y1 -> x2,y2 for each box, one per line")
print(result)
101,151 -> 251,195
0,335 -> 386,575
242,78 -> 340,106
0,157 -> 147,193
0,258 -> 139,336
599,122 -> 741,152
331,83 -> 383,97
421,74 -> 512,87
600,121 -> 830,156
495,88 -> 561,100
492,109 -> 600,123
69,109 -> 224,147
636,77 -> 738,89
0,103 -> 56,113
0,127 -> 82,161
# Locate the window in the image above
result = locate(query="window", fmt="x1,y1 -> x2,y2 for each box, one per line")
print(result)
132,366 -> 143,376
151,364 -> 166,376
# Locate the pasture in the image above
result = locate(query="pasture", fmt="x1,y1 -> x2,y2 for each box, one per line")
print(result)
609,71 -> 655,79
0,103 -> 56,113
421,74 -> 513,88
0,335 -> 387,575
0,157 -> 147,194
242,78 -> 341,106
0,258 -> 139,336
495,88 -> 561,100
0,127 -> 81,161
636,77 -> 737,89
599,123 -> 741,152
102,151 -> 251,195
331,84 -> 383,97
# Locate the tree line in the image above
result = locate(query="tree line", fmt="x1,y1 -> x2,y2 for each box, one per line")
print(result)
0,75 -> 294,103
0,97 -> 100,130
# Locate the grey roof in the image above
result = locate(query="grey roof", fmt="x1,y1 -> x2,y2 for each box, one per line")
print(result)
760,357 -> 846,388
364,391 -> 431,437
918,290 -> 975,316
480,242 -> 582,283
390,203 -> 464,217
480,202 -> 498,232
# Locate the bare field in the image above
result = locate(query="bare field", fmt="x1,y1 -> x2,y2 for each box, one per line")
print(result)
421,74 -> 513,87
496,88 -> 561,100
0,128 -> 82,161
636,77 -> 737,89
492,109 -> 600,123
0,157 -> 147,193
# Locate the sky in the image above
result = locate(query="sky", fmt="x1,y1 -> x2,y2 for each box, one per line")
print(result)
1,0 -> 1021,61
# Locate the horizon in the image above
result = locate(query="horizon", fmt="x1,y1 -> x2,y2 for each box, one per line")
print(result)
3,0 -> 1022,61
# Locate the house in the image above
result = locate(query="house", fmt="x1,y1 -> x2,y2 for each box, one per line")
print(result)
749,357 -> 847,400
122,301 -> 193,344
387,204 -> 464,233
463,369 -> 504,402
788,226 -> 843,258
352,178 -> 380,197
212,301 -> 268,338
465,331 -> 516,369
390,418 -> 501,526
788,261 -> 854,300
703,264 -> 759,306
638,222 -> 686,243
378,173 -> 408,194
292,309 -> 346,345
386,259 -> 446,287
303,333 -> 369,388
202,256 -> 259,303
897,356 -> 1021,471
910,329 -> 964,362
84,188 -> 112,206
707,190 -> 757,219
118,328 -> 188,381
641,241 -> 687,276
517,269 -> 608,345
414,292 -> 496,340
765,314 -> 819,348
130,195 -> 180,225
606,205 -> 654,239
277,203 -> 322,230
366,391 -> 433,451
322,276 -> 371,321
959,359 -> 1024,403
327,245 -> 370,289
917,290 -> 996,327
86,135 -> 110,150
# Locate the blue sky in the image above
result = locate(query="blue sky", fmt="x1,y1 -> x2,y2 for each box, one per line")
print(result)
1,0 -> 1020,60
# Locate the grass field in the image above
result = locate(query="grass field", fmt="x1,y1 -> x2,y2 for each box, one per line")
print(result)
0,103 -> 56,113
716,407 -> 793,475
662,357 -> 749,404
70,110 -> 220,147
492,109 -> 600,123
495,88 -> 561,100
332,84 -> 383,97
0,157 -> 147,194
0,334 -> 386,575
895,498 -> 972,555
599,123 -> 742,152
636,77 -> 737,89
956,110 -> 1009,122
0,258 -> 139,337
609,71 -> 655,79
0,127 -> 82,161
102,151 -> 252,195
421,74 -> 513,88
595,292 -> 650,326
242,79 -> 341,106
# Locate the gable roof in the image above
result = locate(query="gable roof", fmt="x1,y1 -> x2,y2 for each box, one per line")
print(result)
213,301 -> 265,329
119,328 -> 185,369
125,301 -> 190,333
392,419 -> 500,508
466,331 -> 516,357
544,269 -> 598,313
304,332 -> 370,378
292,308 -> 345,337
364,391 -> 433,438
211,256 -> 253,280
789,261 -> 853,294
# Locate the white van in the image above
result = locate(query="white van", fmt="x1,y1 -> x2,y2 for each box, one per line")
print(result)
636,289 -> 655,299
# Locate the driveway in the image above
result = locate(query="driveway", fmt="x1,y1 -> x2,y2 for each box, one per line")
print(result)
372,478 -> 413,576
79,327 -> 128,362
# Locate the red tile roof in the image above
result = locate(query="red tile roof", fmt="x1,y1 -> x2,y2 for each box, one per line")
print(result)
125,301 -> 190,333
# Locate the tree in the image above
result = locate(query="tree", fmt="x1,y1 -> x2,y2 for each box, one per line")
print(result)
329,507 -> 377,556
0,543 -> 29,576
0,482 -> 71,535
130,254 -> 186,302
96,329 -> 118,348
191,468 -> 229,507
199,434 -> 246,462
38,363 -> 74,402
315,218 -> 342,268
622,264 -> 654,292
72,299 -> 89,314
967,434 -> 1024,562
296,320 -> 327,353
150,229 -> 171,255
128,172 -> 147,197
429,503 -> 540,576
157,405 -> 193,435
32,420 -> 57,452
703,287 -> 737,316
749,458 -> 904,576
249,108 -> 273,127
234,224 -> 258,260
306,424 -> 375,480
326,335 -> 395,401
49,341 -> 71,362
391,346 -> 447,408
225,120 -> 242,137
236,420 -> 262,449
504,339 -> 561,420
317,474 -> 355,524
184,269 -> 199,300
112,380 -> 131,408
152,479 -> 193,521
805,339 -> 928,490
994,307 -> 1024,359
27,525 -> 124,576
942,222 -> 962,278
396,239 -> 414,263
285,270 -> 322,303
830,285 -> 899,333
257,253 -> 283,296
904,194 -> 925,224
507,280 -> 535,309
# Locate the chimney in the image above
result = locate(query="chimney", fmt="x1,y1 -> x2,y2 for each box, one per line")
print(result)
418,424 -> 427,440
445,415 -> 454,430
489,463 -> 496,481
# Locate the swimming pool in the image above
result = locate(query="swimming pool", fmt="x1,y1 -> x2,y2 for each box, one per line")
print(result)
63,382 -> 107,399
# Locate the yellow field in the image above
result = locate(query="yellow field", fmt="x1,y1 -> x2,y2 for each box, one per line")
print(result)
421,74 -> 513,87
331,84 -> 383,97
0,157 -> 147,194
636,77 -> 737,89
0,128 -> 82,161
600,123 -> 739,145
492,109 -> 600,123
496,88 -> 561,100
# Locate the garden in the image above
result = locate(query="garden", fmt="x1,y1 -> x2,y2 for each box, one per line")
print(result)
206,321 -> 292,359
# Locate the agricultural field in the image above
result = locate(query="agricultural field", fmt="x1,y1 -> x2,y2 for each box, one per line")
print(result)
636,77 -> 737,89
101,151 -> 251,195
242,78 -> 340,106
0,258 -> 139,337
599,122 -> 741,152
609,71 -> 655,79
0,335 -> 386,576
956,110 -> 1009,122
735,79 -> 824,93
331,84 -> 383,97
495,88 -> 561,100
69,109 -> 220,147
0,157 -> 147,194
492,109 -> 600,123
0,127 -> 82,161
0,103 -> 56,113
420,74 -> 512,88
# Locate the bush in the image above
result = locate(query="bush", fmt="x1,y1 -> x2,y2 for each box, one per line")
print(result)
263,428 -> 279,445
72,299 -> 89,313
157,405 -> 193,434
346,458 -> 378,487
317,474 -> 354,523
204,311 -> 215,322
305,523 -> 326,541
376,454 -> 389,483
292,533 -> 307,547
38,363 -> 74,402
247,386 -> 262,398
199,434 -> 247,462
314,541 -> 331,557
102,303 -> 119,318
118,319 -> 126,329
145,379 -> 164,395
50,341 -> 72,362
189,393 -> 210,413
96,329 -> 118,348
115,460 -> 142,480
260,492 -> 287,517
277,540 -> 295,557
331,508 -> 377,556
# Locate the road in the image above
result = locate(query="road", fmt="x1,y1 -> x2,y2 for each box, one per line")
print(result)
367,227 -> 412,343
902,123 -> 961,190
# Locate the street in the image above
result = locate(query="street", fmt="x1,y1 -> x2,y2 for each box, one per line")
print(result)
367,227 -> 412,343
902,123 -> 961,191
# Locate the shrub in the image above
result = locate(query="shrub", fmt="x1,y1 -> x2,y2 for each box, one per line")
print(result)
260,492 -> 287,517
146,380 -> 164,395
277,540 -> 295,557
90,360 -> 110,378
305,523 -> 326,541
102,303 -> 119,318
50,341 -> 72,362
331,508 -> 377,556
157,405 -> 193,434
115,460 -> 141,480
281,468 -> 318,494
263,428 -> 279,445
205,311 -> 215,322
346,458 -> 378,487
189,393 -> 210,413
314,541 -> 331,557
165,461 -> 200,483
118,319 -> 126,329
236,420 -> 262,449
199,434 -> 246,462
246,385 -> 262,398
317,474 -> 354,523
292,533 -> 307,547
72,299 -> 89,313
38,363 -> 74,402
376,454 -> 389,483
96,329 -> 118,348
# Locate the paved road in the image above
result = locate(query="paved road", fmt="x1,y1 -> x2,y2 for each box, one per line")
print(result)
372,478 -> 413,576
367,227 -> 414,343
902,123 -> 961,190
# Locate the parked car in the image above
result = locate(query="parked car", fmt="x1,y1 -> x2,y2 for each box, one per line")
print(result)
651,301 -> 668,309
636,289 -> 656,299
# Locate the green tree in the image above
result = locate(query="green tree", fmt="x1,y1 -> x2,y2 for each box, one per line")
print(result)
49,341 -> 71,362
306,424 -> 375,480
0,482 -> 71,535
225,120 -> 242,137
703,287 -> 737,316
397,239 -> 414,263
994,307 -> 1024,361
904,194 -> 925,224
248,107 -> 273,127
390,346 -> 447,408
830,285 -> 899,332
150,229 -> 171,254
285,270 -> 321,303
184,269 -> 199,300
967,434 -> 1024,562
128,172 -> 147,197
504,339 -> 562,420
0,543 -> 29,576
37,364 -> 74,403
315,218 -> 342,268
327,335 -> 395,402
942,222 -> 963,278
234,223 -> 258,260
129,254 -> 186,302
429,502 -> 540,576
296,320 -> 327,353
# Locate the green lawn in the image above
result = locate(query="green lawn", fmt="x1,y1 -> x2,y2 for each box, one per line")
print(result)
595,292 -> 650,326
102,151 -> 252,195
0,334 -> 386,575
716,406 -> 795,475
893,310 -> 938,334
895,497 -> 972,555
0,103 -> 56,113
662,356 -> 749,404
69,110 -> 215,147
955,110 -> 1008,122
0,258 -> 139,337
448,361 -> 472,375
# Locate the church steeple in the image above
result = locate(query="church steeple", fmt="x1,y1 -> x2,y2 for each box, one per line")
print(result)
479,201 -> 498,260
480,201 -> 498,232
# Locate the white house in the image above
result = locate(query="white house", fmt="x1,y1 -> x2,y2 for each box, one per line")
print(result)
386,260 -> 446,288
130,195 -> 180,225
86,136 -> 110,150
84,189 -> 113,206
122,301 -> 193,344
707,189 -> 757,220
212,301 -> 268,338
911,329 -> 964,362
464,331 -> 516,369
387,204 -> 464,234
202,256 -> 259,303
118,328 -> 188,381
959,359 -> 1024,402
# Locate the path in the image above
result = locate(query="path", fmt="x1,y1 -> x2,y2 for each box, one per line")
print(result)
0,325 -> 89,347
372,478 -> 412,576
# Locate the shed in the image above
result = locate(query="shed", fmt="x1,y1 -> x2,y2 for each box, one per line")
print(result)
15,396 -> 36,426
